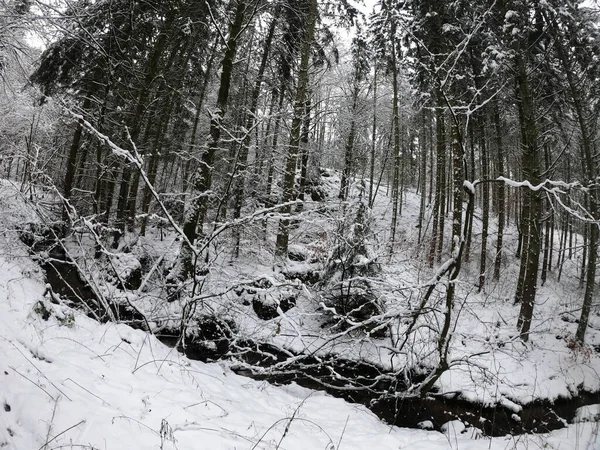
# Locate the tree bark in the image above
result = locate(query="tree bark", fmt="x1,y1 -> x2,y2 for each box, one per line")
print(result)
389,27 -> 401,248
232,8 -> 279,256
179,0 -> 248,277
514,53 -> 542,342
275,0 -> 318,257
428,92 -> 446,266
369,67 -> 378,207
493,100 -> 505,281
478,117 -> 489,292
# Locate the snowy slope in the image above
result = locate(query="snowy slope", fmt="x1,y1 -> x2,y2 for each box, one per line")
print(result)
0,181 -> 599,449
0,237 -> 598,449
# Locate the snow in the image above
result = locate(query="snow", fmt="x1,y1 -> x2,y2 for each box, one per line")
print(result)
418,420 -> 434,430
4,259 -> 594,450
0,181 -> 599,449
462,179 -> 476,195
441,420 -> 466,440
575,405 -> 600,423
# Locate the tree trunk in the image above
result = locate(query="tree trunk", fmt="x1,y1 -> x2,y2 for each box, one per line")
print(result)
265,83 -> 286,202
478,118 -> 489,292
339,100 -> 357,201
369,67 -> 378,207
179,0 -> 248,277
514,53 -> 542,342
389,31 -> 401,248
428,92 -> 446,266
62,114 -> 85,223
546,11 -> 599,343
493,100 -> 505,281
231,9 -> 279,256
112,12 -> 176,247
417,109 -> 428,244
275,0 -> 317,257
541,145 -> 552,285
436,102 -> 447,263
297,95 -> 312,207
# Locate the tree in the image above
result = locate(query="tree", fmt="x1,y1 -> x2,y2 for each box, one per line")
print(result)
542,2 -> 600,344
231,5 -> 281,257
177,0 -> 255,278
338,30 -> 370,201
30,0 -> 216,240
370,0 -> 408,249
274,0 -> 318,257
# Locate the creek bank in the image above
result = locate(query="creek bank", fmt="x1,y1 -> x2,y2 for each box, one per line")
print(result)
24,232 -> 600,437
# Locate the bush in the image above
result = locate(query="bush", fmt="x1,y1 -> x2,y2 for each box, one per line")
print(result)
318,183 -> 383,330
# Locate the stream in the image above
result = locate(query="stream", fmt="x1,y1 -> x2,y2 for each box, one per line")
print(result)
30,241 -> 600,437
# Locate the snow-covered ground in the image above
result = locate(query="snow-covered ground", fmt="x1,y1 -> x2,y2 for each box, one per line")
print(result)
0,179 -> 599,449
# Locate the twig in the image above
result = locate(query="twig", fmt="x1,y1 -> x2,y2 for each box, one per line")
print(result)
111,415 -> 159,435
183,400 -> 228,418
252,393 -> 314,450
44,445 -> 100,449
42,397 -> 59,450
5,339 -> 72,400
133,332 -> 149,373
38,420 -> 86,450
336,415 -> 350,450
64,378 -> 111,406
9,365 -> 55,401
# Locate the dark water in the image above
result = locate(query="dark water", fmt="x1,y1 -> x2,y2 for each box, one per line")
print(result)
37,254 -> 600,437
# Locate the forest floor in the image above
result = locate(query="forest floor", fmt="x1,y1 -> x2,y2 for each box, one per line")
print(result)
0,176 -> 599,449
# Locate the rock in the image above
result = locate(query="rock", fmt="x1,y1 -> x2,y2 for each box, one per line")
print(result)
113,253 -> 142,290
18,222 -> 66,258
121,266 -> 142,290
280,294 -> 296,312
252,293 -> 296,320
417,420 -> 433,430
310,186 -> 327,201
182,315 -> 237,361
319,168 -> 332,177
288,245 -> 308,262
252,297 -> 277,320
33,300 -> 51,320
281,263 -> 321,285
574,405 -> 600,423
441,420 -> 466,436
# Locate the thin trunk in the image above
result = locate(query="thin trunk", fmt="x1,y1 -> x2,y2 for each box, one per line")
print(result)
139,96 -> 175,236
369,67 -> 378,207
493,100 -> 505,281
547,17 -> 600,342
275,0 -> 317,257
390,34 -> 401,248
428,95 -> 445,266
297,96 -> 312,206
478,118 -> 489,292
514,53 -> 542,342
437,107 -> 447,263
179,0 -> 247,277
231,10 -> 278,256
266,84 -> 286,202
62,115 -> 85,223
465,121 -> 476,262
557,212 -> 568,282
113,12 -> 176,246
183,36 -> 219,193
339,97 -> 357,201
256,87 -> 278,188
541,145 -> 552,285
418,109 -> 427,244
451,121 -> 463,256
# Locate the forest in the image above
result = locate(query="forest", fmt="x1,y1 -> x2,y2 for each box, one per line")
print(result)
1,0 -> 600,448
